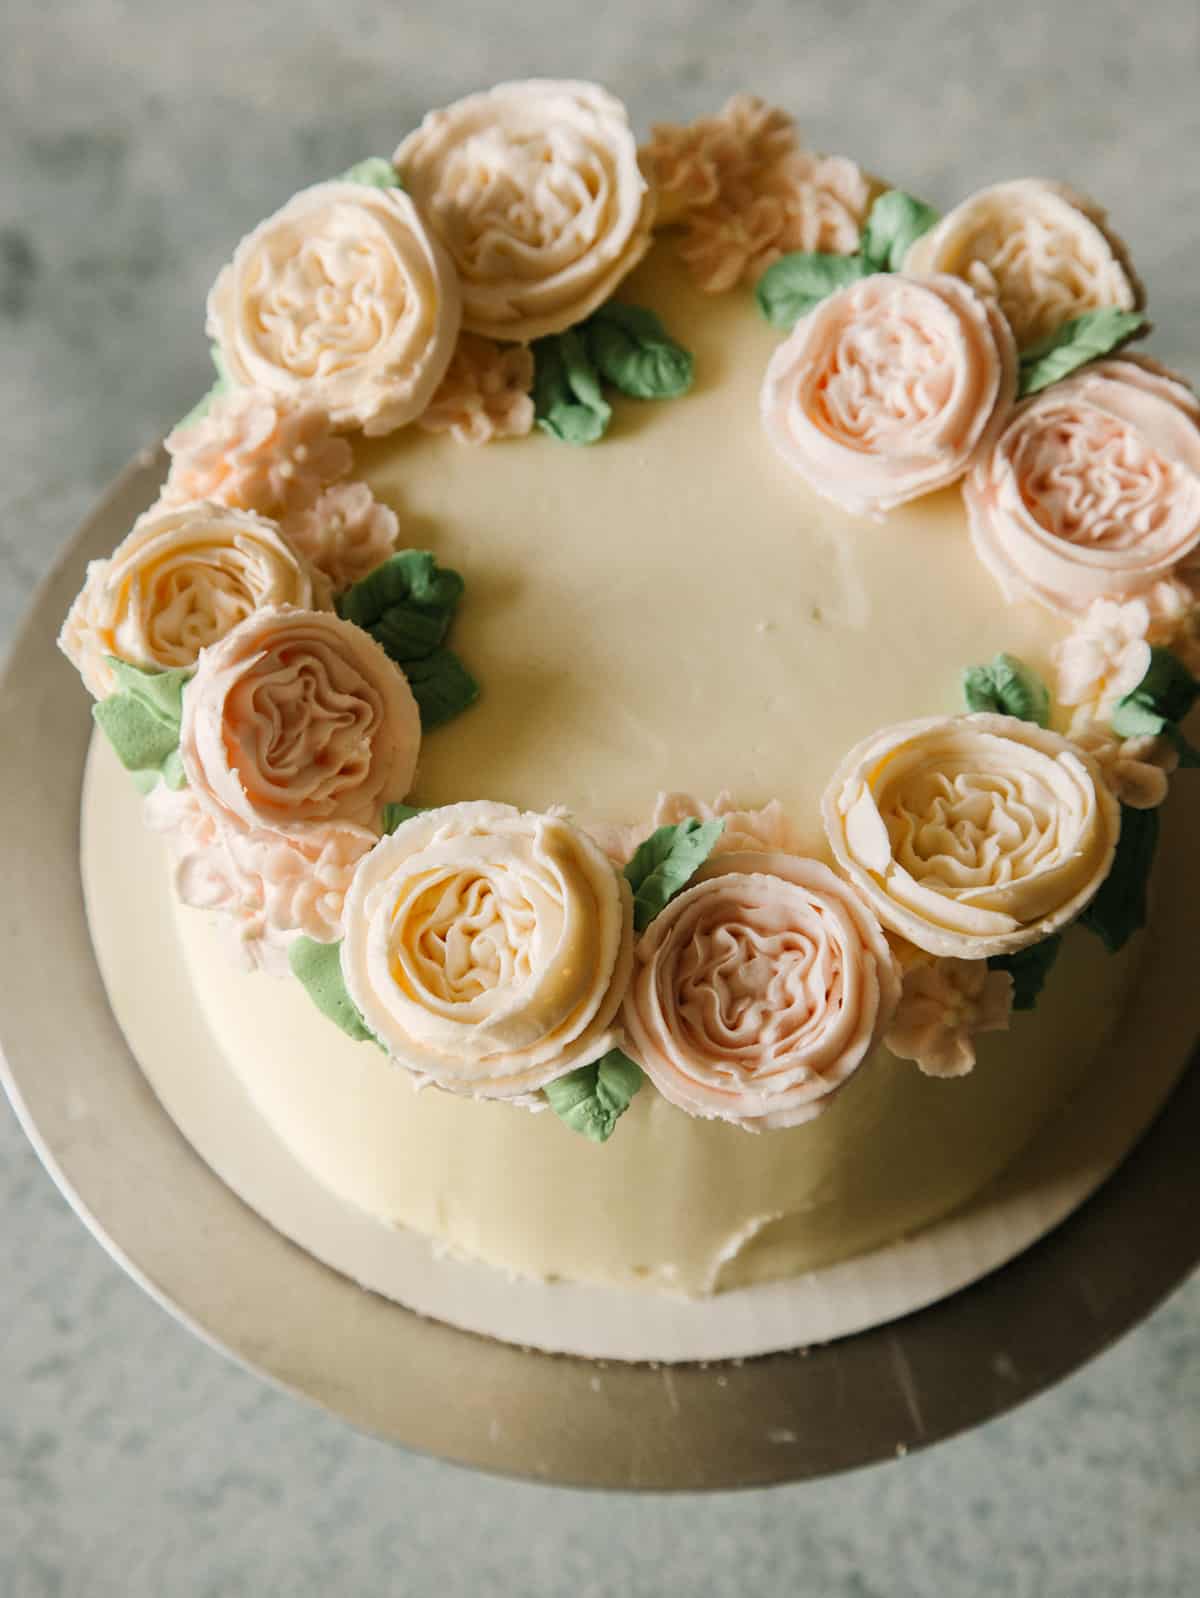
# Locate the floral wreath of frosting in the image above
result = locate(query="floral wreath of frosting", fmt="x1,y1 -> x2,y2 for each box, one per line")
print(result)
60,81 -> 1200,1143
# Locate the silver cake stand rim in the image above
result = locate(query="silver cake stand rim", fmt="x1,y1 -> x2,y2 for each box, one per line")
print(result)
2,449 -> 1198,1492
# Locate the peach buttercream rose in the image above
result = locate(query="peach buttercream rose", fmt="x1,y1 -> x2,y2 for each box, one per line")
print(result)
206,181 -> 461,435
395,80 -> 655,342
822,713 -> 1120,958
903,179 -> 1142,348
340,802 -> 635,1099
761,273 -> 1018,516
964,358 -> 1200,616
58,501 -> 326,699
621,852 -> 901,1132
179,607 -> 421,834
162,389 -> 352,520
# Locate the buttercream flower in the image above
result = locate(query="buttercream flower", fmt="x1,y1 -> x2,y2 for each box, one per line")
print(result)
585,791 -> 803,867
179,607 -> 421,833
206,181 -> 461,435
903,179 -> 1143,347
162,389 -> 352,519
1053,598 -> 1153,718
622,851 -> 901,1131
394,80 -> 656,342
59,501 -> 326,699
417,333 -> 535,444
283,482 -> 400,591
145,783 -> 375,963
884,958 -> 1014,1078
822,713 -> 1120,958
964,359 -> 1200,616
1147,565 -> 1200,675
340,801 -> 635,1099
641,95 -> 798,227
1067,713 -> 1178,810
761,273 -> 1018,516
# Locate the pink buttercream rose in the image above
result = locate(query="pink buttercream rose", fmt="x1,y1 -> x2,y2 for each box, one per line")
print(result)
180,607 -> 420,834
162,389 -> 352,520
622,851 -> 901,1132
761,273 -> 1018,516
282,482 -> 401,592
964,358 -> 1200,616
884,957 -> 1014,1078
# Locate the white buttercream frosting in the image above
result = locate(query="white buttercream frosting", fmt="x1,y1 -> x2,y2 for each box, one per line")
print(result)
903,179 -> 1142,347
822,713 -> 1121,958
58,501 -> 326,699
206,181 -> 461,436
179,606 -> 421,833
395,80 -> 655,342
340,801 -> 635,1099
761,273 -> 1018,516
622,851 -> 901,1132
964,357 -> 1200,616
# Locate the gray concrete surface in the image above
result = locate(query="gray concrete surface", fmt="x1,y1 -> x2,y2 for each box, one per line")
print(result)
3,1 -> 1199,1591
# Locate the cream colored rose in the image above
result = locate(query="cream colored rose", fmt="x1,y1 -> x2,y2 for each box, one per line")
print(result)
340,801 -> 635,1099
58,501 -> 326,699
903,179 -> 1142,347
964,358 -> 1200,616
206,181 -> 461,435
761,273 -> 1018,516
162,389 -> 352,519
395,80 -> 655,342
180,607 -> 420,833
822,714 -> 1120,958
622,852 -> 901,1131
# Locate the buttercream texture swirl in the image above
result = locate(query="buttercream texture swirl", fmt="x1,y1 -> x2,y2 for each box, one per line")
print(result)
59,501 -> 326,699
394,80 -> 655,342
822,713 -> 1120,958
340,801 -> 635,1098
964,358 -> 1200,616
903,179 -> 1142,348
761,273 -> 1018,516
179,606 -> 421,834
622,851 -> 901,1131
206,181 -> 461,435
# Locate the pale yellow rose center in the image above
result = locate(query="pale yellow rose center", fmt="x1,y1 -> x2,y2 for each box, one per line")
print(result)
882,764 -> 1063,893
390,868 -> 539,1005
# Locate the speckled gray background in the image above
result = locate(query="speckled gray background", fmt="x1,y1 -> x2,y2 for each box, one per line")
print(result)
3,0 -> 1199,1591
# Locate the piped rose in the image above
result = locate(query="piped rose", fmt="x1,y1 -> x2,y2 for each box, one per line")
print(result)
903,180 -> 1142,349
59,501 -> 327,699
621,851 -> 900,1132
395,80 -> 655,342
963,358 -> 1200,616
822,713 -> 1120,958
179,607 -> 421,833
340,801 -> 635,1099
206,181 -> 461,435
761,273 -> 1018,516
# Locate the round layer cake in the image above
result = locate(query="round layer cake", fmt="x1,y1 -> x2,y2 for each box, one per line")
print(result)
64,82 -> 1198,1301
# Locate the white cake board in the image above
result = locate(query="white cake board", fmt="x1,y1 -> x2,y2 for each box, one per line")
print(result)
81,709 -> 1200,1365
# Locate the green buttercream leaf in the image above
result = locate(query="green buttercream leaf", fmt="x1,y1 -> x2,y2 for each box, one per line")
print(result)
585,302 -> 695,400
543,1049 -> 644,1143
288,937 -> 376,1043
988,934 -> 1063,1012
1110,646 -> 1200,763
341,156 -> 404,189
336,551 -> 478,730
1080,804 -> 1159,953
381,802 -> 424,834
401,648 -> 480,729
962,653 -> 1051,727
92,659 -> 191,792
623,817 -> 726,933
1018,308 -> 1149,396
533,329 -> 612,445
755,252 -> 871,329
859,189 -> 940,273
178,345 -> 233,428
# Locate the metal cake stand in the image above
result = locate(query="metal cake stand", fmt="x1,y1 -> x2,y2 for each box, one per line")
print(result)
2,453 -> 1198,1490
